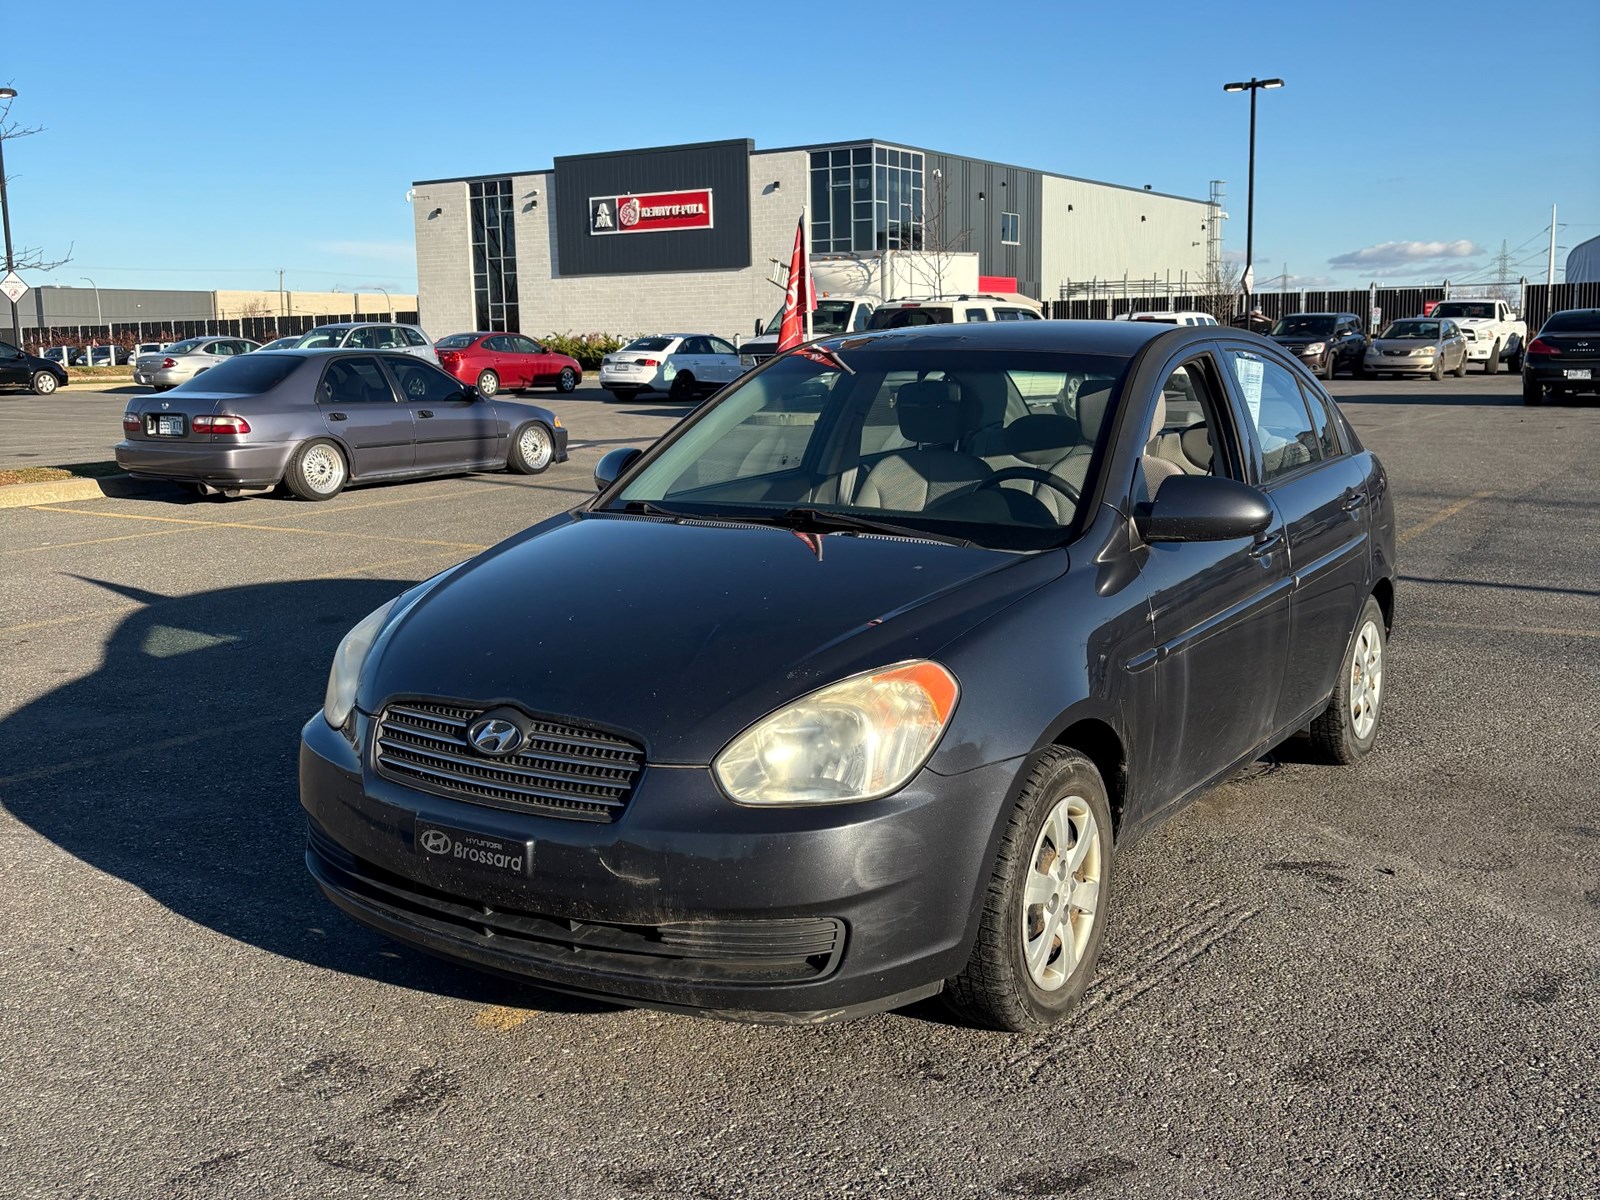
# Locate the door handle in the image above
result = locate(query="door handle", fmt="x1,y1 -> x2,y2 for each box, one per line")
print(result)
417,410 -> 434,419
1341,489 -> 1367,512
1248,532 -> 1282,560
327,412 -> 347,421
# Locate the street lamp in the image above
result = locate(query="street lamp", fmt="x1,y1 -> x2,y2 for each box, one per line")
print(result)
1222,76 -> 1284,305
0,86 -> 23,347
82,276 -> 102,337
373,286 -> 392,320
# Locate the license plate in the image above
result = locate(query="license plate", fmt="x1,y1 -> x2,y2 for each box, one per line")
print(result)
1564,369 -> 1592,380
146,414 -> 185,437
414,818 -> 529,879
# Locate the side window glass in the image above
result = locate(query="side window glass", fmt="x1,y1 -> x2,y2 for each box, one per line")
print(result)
386,358 -> 467,404
401,327 -> 427,347
1225,349 -> 1322,483
483,335 -> 509,352
1299,382 -> 1342,459
1142,358 -> 1232,488
347,327 -> 380,349
373,327 -> 406,349
319,357 -> 392,405
709,338 -> 737,356
514,336 -> 542,354
965,309 -> 990,322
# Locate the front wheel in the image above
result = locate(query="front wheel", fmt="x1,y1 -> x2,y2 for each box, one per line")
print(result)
1307,595 -> 1386,764
1483,342 -> 1501,374
1431,358 -> 1445,381
1454,352 -> 1468,378
557,367 -> 577,393
284,438 -> 348,501
32,371 -> 59,396
943,747 -> 1113,1032
507,422 -> 554,475
477,370 -> 500,397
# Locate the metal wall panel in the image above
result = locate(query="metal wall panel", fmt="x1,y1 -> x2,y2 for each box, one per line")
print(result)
553,140 -> 753,277
922,151 -> 1044,299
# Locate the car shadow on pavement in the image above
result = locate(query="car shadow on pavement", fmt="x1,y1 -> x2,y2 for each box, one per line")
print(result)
0,574 -> 616,1014
1330,384 -> 1523,407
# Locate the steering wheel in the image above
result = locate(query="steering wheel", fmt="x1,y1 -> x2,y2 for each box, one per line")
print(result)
978,465 -> 1081,504
403,372 -> 428,399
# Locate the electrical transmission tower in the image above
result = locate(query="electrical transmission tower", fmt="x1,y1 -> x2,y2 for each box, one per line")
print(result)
1491,240 -> 1513,302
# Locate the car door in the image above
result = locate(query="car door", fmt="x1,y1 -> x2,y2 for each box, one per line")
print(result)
1134,349 -> 1292,802
703,336 -> 742,385
510,335 -> 548,386
317,355 -> 415,477
382,355 -> 499,470
0,342 -> 30,387
1442,321 -> 1465,370
1218,343 -> 1370,732
675,337 -> 708,385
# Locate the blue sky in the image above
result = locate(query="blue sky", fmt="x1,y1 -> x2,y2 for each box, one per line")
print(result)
4,0 -> 1596,297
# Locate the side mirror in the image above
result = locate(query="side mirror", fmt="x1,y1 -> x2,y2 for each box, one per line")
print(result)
1135,475 -> 1274,543
594,446 -> 643,492
461,385 -> 480,401
754,318 -> 762,336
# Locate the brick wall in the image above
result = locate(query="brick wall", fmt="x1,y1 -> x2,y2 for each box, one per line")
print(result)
412,181 -> 475,337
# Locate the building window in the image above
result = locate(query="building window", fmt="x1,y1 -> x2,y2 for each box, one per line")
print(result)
470,178 -> 519,332
1000,212 -> 1020,245
809,145 -> 923,254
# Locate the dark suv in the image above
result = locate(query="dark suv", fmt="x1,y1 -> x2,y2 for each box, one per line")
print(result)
0,341 -> 70,395
1269,312 -> 1368,379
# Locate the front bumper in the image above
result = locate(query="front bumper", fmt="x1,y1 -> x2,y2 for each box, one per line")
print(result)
1365,355 -> 1436,374
599,373 -> 660,394
114,438 -> 293,487
299,711 -> 1022,1022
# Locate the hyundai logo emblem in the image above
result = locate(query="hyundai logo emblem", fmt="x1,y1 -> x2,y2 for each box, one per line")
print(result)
467,714 -> 525,757
419,829 -> 452,855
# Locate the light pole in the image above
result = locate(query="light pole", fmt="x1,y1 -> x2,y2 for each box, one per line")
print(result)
1222,76 -> 1284,308
0,86 -> 23,347
374,286 -> 392,320
82,276 -> 102,339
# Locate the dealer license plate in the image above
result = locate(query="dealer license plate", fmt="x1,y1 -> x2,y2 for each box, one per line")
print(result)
414,818 -> 530,879
146,414 -> 185,437
1564,369 -> 1592,380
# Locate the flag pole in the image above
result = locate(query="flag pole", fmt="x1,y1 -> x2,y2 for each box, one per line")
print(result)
801,206 -> 813,342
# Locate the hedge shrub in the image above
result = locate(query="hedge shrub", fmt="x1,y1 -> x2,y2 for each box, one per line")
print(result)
541,332 -> 629,371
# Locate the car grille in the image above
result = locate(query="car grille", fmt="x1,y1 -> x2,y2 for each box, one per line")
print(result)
744,352 -> 774,366
374,701 -> 642,822
308,823 -> 846,984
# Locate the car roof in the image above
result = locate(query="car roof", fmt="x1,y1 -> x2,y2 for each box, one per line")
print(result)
827,317 -> 1176,355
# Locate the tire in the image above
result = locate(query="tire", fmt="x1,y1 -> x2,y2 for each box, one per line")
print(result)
1523,375 -> 1543,406
283,438 -> 349,501
507,421 -> 554,475
476,370 -> 500,397
943,747 -> 1113,1032
31,371 -> 59,396
1431,357 -> 1444,381
1508,345 -> 1524,373
1321,352 -> 1337,380
1454,352 -> 1468,378
669,372 -> 696,401
1484,342 -> 1500,374
1307,595 -> 1387,764
557,367 -> 577,393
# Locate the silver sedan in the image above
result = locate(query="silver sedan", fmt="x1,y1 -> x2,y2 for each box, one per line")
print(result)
115,349 -> 568,500
1362,319 -> 1468,380
133,336 -> 260,390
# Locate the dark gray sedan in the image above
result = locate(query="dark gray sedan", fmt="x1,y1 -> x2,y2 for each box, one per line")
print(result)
115,350 -> 568,499
301,321 -> 1396,1030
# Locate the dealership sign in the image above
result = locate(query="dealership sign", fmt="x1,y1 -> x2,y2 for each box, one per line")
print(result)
590,189 -> 714,236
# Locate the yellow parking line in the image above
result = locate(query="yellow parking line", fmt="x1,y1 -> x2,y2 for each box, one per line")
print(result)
0,607 -> 137,637
0,715 -> 282,786
1409,619 -> 1600,641
238,482 -> 510,524
26,506 -> 489,552
1,528 -> 192,556
473,1006 -> 538,1032
1396,490 -> 1494,546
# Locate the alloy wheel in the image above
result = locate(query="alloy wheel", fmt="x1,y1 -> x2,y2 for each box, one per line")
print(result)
1021,795 -> 1102,991
1349,618 -> 1383,740
518,424 -> 552,470
301,445 -> 346,495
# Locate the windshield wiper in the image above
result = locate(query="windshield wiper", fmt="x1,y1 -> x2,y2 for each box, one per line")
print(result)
771,507 -> 973,547
617,500 -> 691,519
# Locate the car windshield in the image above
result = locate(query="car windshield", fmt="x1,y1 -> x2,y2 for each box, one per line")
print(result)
296,328 -> 346,348
624,337 -> 674,352
1432,303 -> 1494,319
165,338 -> 206,354
1540,311 -> 1600,334
601,345 -> 1133,551
1381,321 -> 1440,340
435,334 -> 479,349
1270,315 -> 1335,337
762,299 -> 858,337
171,353 -> 302,394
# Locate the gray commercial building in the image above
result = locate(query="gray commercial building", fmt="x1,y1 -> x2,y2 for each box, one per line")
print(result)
411,137 -> 1216,343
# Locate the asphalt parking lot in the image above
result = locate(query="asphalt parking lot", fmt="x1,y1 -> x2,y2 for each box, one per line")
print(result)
2,374 -> 1596,1199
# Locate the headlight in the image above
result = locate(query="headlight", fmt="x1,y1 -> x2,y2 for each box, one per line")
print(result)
1412,347 -> 1436,356
713,660 -> 959,806
1303,342 -> 1326,354
323,600 -> 397,729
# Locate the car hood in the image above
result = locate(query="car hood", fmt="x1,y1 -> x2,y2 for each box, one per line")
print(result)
360,513 -> 1067,764
1369,339 -> 1435,351
1270,334 -> 1335,346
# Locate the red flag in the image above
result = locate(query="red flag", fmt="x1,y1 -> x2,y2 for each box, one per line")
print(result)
777,215 -> 809,351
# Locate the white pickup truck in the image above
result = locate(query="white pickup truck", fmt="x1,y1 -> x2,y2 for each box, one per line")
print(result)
1429,299 -> 1527,374
739,296 -> 878,368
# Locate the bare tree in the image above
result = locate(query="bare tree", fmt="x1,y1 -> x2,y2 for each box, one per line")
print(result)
1195,257 -> 1243,323
895,167 -> 972,299
1,93 -> 74,276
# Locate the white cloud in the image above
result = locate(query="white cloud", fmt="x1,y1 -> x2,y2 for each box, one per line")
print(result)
1329,240 -> 1483,268
313,240 -> 416,262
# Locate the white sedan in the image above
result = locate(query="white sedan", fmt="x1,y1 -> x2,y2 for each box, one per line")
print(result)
599,334 -> 743,402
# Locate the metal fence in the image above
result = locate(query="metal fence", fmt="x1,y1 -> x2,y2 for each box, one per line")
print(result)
1046,281 -> 1600,333
23,311 -> 422,355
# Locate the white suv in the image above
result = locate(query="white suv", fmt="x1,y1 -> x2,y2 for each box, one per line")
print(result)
293,323 -> 437,362
865,295 -> 1044,329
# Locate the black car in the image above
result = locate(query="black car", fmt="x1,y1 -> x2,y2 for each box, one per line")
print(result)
300,321 -> 1396,1030
1523,308 -> 1600,405
0,341 -> 69,395
1268,312 -> 1368,379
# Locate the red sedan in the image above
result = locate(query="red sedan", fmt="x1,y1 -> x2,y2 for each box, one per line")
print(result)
435,333 -> 582,396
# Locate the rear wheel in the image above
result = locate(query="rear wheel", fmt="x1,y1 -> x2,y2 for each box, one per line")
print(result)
669,372 -> 696,401
31,371 -> 58,396
1507,342 -> 1524,373
507,422 -> 554,475
1484,341 -> 1501,374
284,438 -> 348,501
1523,375 -> 1543,406
477,370 -> 500,397
1307,595 -> 1386,764
557,367 -> 577,393
943,747 -> 1113,1032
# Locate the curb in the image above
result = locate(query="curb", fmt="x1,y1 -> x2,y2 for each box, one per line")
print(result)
0,474 -> 161,509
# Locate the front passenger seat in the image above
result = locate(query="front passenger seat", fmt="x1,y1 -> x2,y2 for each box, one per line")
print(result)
856,380 -> 992,512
